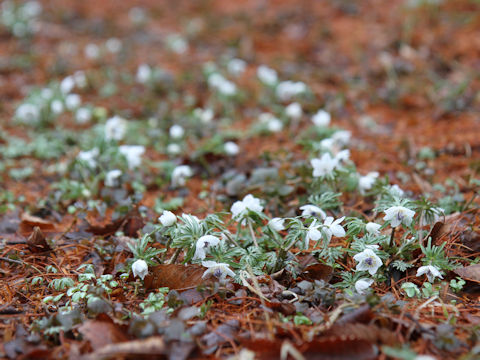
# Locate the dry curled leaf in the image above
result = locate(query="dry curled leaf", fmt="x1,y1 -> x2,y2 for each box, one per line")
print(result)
26,227 -> 51,253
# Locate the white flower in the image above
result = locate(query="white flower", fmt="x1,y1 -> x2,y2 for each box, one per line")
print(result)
159,210 -> 177,226
202,261 -> 236,281
75,107 -> 92,124
231,194 -> 263,222
50,99 -> 64,115
366,222 -> 381,235
119,145 -> 145,169
136,64 -> 152,83
355,278 -> 374,294
416,265 -> 443,283
267,118 -> 283,132
299,204 -> 326,219
22,1 -> 42,17
106,37 -> 122,53
305,219 -> 322,248
77,148 -> 99,168
15,103 -> 40,124
169,124 -> 184,139
193,108 -> 214,124
323,216 -> 346,241
276,81 -> 307,101
311,153 -> 338,177
285,102 -> 302,120
132,259 -> 148,280
227,58 -> 247,76
319,138 -> 334,151
224,141 -> 239,156
208,73 -> 236,96
65,94 -> 81,110
358,172 -> 379,194
383,205 -> 415,228
40,88 -> 54,100
335,149 -> 350,164
208,73 -> 224,88
73,71 -> 87,88
257,65 -> 278,86
414,355 -> 437,360
218,79 -> 236,96
259,112 -> 274,123
105,169 -> 122,187
167,143 -> 181,155
331,130 -> 351,146
85,43 -> 100,59
193,235 -> 220,260
269,218 -> 285,232
167,34 -> 188,54
354,249 -> 383,275
182,213 -> 201,224
312,110 -> 331,127
105,115 -> 128,141
259,113 -> 283,132
420,207 -> 445,226
388,184 -> 405,197
60,76 -> 75,94
171,165 -> 193,187
129,6 -> 147,25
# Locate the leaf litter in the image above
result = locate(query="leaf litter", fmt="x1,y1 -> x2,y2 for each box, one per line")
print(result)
0,0 -> 480,359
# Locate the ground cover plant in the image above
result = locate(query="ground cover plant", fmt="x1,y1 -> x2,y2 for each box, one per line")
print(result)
1,0 -> 480,359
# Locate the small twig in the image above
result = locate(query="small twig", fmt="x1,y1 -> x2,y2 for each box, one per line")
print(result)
281,341 -> 305,360
414,295 -> 438,320
0,257 -> 43,275
0,257 -> 23,265
307,302 -> 351,341
243,265 -> 275,340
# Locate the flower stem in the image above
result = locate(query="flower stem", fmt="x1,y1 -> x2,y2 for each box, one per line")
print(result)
247,219 -> 259,247
161,237 -> 172,262
167,248 -> 182,264
223,232 -> 242,248
389,227 -> 396,246
274,248 -> 287,272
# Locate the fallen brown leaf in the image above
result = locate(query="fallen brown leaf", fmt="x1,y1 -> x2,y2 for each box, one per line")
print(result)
78,316 -> 130,351
454,264 -> 480,284
301,263 -> 333,282
242,336 -> 378,360
83,336 -> 166,360
144,264 -> 206,290
19,213 -> 55,235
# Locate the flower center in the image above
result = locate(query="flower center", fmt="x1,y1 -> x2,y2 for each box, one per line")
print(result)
213,268 -> 223,278
396,211 -> 404,221
365,257 -> 373,266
